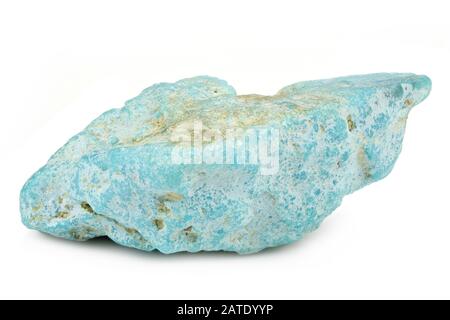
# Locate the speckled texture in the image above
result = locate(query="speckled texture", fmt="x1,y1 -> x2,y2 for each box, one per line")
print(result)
20,73 -> 431,254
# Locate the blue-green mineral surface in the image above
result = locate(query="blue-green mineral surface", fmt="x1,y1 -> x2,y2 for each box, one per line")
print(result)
20,73 -> 431,254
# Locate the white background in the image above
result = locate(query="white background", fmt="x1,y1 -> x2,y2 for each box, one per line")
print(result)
0,0 -> 449,300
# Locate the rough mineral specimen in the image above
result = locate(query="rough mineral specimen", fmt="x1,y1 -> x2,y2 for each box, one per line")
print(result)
20,74 -> 431,254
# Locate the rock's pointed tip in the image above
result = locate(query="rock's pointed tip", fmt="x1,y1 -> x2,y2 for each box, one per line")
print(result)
402,74 -> 432,108
415,74 -> 432,103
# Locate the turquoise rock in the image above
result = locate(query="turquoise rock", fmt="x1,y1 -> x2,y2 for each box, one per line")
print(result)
20,73 -> 431,254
